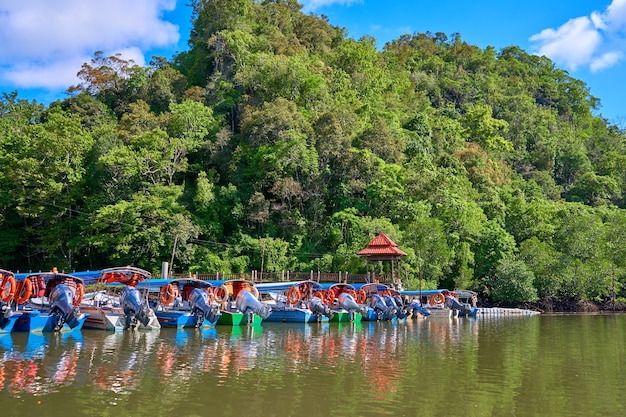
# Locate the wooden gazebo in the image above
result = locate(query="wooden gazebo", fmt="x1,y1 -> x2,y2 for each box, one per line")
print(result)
356,233 -> 407,288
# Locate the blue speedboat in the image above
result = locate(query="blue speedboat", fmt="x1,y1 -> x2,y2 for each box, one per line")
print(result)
12,271 -> 89,332
154,278 -> 222,329
353,282 -> 406,321
257,281 -> 333,323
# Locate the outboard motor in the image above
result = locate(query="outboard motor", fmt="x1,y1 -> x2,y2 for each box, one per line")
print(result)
1,303 -> 15,330
445,295 -> 471,317
236,290 -> 272,324
384,295 -> 407,319
307,296 -> 334,321
48,283 -> 85,330
188,288 -> 222,326
370,294 -> 395,320
338,292 -> 364,321
121,286 -> 157,329
408,299 -> 430,318
392,295 -> 409,319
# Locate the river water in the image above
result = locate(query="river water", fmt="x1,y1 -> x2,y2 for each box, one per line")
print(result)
0,314 -> 624,417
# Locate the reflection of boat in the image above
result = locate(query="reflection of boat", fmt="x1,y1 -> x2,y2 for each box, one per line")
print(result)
154,278 -> 222,329
323,283 -> 364,323
400,289 -> 478,318
81,266 -> 160,331
355,283 -> 409,321
90,330 -> 160,393
0,269 -> 19,333
13,271 -> 89,332
215,280 -> 271,326
0,330 -> 84,395
256,281 -> 334,323
0,332 -> 13,350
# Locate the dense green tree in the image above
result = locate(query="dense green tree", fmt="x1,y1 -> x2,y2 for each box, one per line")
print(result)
565,172 -> 620,206
489,258 -> 538,303
85,186 -> 199,272
473,219 -> 517,282
0,103 -> 93,269
404,213 -> 453,288
519,237 -> 561,299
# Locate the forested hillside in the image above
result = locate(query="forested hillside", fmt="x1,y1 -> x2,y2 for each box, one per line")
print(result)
2,0 -> 626,307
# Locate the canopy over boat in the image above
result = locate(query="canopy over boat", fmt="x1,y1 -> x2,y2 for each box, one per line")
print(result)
353,282 -> 401,296
400,289 -> 453,297
318,282 -> 357,291
21,272 -> 85,297
98,266 -> 151,287
220,279 -> 258,299
255,280 -> 324,292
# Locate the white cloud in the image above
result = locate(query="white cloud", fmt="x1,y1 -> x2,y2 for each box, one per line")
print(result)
606,0 -> 626,29
3,56 -> 93,89
529,0 -> 626,72
299,0 -> 363,12
529,17 -> 601,70
590,51 -> 624,72
0,0 -> 180,90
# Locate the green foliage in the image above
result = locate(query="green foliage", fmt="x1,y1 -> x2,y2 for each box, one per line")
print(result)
474,219 -> 517,281
489,258 -> 538,304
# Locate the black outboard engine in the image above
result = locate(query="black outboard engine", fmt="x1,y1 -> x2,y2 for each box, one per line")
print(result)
188,288 -> 221,326
307,296 -> 334,322
370,294 -> 395,320
392,295 -> 409,319
121,286 -> 156,329
236,290 -> 271,324
384,294 -> 407,319
48,283 -> 85,330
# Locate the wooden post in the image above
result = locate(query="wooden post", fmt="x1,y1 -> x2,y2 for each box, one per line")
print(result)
260,243 -> 265,281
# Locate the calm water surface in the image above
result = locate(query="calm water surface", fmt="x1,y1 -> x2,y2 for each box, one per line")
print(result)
1,314 -> 625,417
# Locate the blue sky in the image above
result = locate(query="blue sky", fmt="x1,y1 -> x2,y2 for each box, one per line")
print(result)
1,0 -> 624,124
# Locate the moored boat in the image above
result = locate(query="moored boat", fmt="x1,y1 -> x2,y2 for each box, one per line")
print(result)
257,280 -> 334,323
154,278 -> 222,329
80,266 -> 160,331
322,283 -> 365,323
355,283 -> 409,321
12,271 -> 89,332
400,289 -> 478,318
215,279 -> 271,326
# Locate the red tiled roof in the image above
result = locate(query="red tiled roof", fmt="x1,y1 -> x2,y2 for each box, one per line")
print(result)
356,232 -> 407,257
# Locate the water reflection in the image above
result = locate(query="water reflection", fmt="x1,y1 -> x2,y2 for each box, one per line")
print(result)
90,331 -> 160,393
1,331 -> 83,396
0,318 -> 486,400
1,315 -> 625,417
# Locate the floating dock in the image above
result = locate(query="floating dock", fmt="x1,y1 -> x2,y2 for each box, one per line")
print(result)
476,307 -> 541,316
